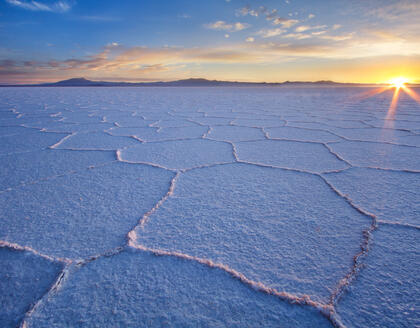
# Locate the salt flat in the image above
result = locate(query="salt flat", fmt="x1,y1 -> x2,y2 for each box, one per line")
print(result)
0,87 -> 419,328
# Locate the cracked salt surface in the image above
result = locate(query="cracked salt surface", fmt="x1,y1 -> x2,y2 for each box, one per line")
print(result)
0,131 -> 68,155
25,250 -> 332,328
206,125 -> 266,142
0,149 -> 116,191
336,225 -> 420,327
265,126 -> 341,143
109,126 -> 208,142
120,138 -> 236,170
134,163 -> 370,303
0,86 -> 418,327
0,246 -> 64,327
329,140 -> 420,171
236,139 -> 349,173
324,168 -> 420,227
51,131 -> 141,150
0,162 -> 174,259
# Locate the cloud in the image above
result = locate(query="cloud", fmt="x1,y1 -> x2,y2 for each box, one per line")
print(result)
295,25 -> 327,32
272,18 -> 299,28
320,33 -> 354,41
204,21 -> 250,32
236,6 -> 259,17
237,5 -> 299,29
0,44 -> 262,82
233,22 -> 249,31
367,30 -> 403,41
256,28 -> 285,38
311,31 -> 326,36
283,33 -> 311,40
265,9 -> 278,21
78,15 -> 120,22
204,21 -> 232,30
260,42 -> 332,55
3,31 -> 420,84
107,42 -> 120,48
308,14 -> 315,19
5,0 -> 72,13
367,0 -> 420,21
295,25 -> 310,32
332,24 -> 341,30
134,64 -> 169,73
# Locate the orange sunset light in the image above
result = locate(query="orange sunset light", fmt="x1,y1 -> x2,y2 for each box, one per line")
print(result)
388,77 -> 410,89
383,77 -> 419,125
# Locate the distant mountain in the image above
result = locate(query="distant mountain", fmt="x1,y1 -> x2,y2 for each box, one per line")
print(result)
39,77 -> 281,87
44,77 -> 101,86
40,77 -> 126,87
1,77 -> 394,87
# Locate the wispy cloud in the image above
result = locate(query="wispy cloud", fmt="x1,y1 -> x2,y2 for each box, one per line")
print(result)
5,0 -> 72,13
295,25 -> 326,33
283,33 -> 311,40
265,9 -> 278,21
320,33 -> 354,41
256,28 -> 285,38
236,6 -> 259,17
2,29 -> 420,83
272,18 -> 299,28
237,5 -> 299,28
295,25 -> 310,32
78,15 -> 120,22
367,0 -> 420,21
204,21 -> 250,32
311,31 -> 326,36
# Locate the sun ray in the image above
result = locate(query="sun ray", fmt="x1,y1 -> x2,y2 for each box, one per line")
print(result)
353,86 -> 391,102
402,87 -> 420,105
384,86 -> 401,129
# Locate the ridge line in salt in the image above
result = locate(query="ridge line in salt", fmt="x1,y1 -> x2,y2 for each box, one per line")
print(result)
323,143 -> 353,166
127,171 -> 180,232
127,242 -> 344,328
49,132 -> 76,149
19,265 -> 70,328
376,220 -> 420,230
0,240 -> 72,264
320,177 -> 378,309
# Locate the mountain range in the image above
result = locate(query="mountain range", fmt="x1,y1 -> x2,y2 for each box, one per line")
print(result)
0,77 -> 407,87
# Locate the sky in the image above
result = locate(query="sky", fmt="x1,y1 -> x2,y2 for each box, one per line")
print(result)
1,0 -> 420,84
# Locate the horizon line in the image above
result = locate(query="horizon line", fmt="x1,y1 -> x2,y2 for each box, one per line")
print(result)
2,77 -> 420,86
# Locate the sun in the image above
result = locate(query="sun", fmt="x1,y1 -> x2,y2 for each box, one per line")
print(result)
388,77 -> 409,89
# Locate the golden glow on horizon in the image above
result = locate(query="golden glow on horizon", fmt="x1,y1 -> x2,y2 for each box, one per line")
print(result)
355,76 -> 419,130
388,77 -> 410,89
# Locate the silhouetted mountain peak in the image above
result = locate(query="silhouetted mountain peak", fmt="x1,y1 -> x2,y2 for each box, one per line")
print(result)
2,77 -> 389,87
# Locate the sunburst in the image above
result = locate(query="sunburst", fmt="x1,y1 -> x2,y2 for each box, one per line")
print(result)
357,77 -> 419,123
352,77 -> 419,130
388,77 -> 409,89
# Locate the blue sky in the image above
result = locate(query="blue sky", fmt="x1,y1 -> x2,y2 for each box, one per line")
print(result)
1,0 -> 420,83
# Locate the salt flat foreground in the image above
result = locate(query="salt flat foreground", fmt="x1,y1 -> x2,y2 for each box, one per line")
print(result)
0,87 -> 419,328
